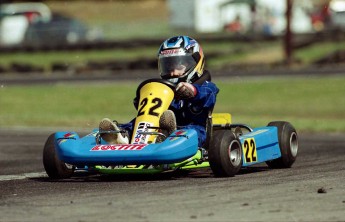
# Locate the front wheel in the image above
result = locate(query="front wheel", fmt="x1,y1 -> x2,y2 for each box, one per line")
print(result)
209,130 -> 242,177
266,121 -> 298,168
43,133 -> 75,179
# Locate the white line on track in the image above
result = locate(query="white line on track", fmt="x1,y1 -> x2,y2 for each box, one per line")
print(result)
0,172 -> 47,181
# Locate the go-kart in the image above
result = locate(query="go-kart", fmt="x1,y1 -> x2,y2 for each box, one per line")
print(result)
43,78 -> 299,179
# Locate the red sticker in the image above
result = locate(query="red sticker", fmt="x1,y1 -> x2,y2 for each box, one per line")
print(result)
91,144 -> 147,151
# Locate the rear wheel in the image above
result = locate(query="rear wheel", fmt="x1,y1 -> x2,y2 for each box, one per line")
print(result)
43,133 -> 75,179
266,121 -> 298,168
209,130 -> 242,177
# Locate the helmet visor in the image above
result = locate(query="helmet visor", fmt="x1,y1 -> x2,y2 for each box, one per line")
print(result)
159,55 -> 197,81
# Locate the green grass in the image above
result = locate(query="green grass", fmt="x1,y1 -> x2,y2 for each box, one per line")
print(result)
1,76 -> 344,132
1,39 -> 342,72
0,40 -> 259,71
215,76 -> 345,132
46,0 -> 171,40
0,81 -> 138,129
0,48 -> 158,71
294,41 -> 345,64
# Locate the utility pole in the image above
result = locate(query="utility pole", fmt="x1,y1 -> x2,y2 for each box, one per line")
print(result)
285,0 -> 293,65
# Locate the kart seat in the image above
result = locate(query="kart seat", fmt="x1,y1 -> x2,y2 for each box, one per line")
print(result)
204,113 -> 232,149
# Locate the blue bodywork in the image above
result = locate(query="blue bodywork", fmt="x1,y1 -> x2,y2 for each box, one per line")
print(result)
55,129 -> 199,166
239,127 -> 281,167
54,125 -> 281,168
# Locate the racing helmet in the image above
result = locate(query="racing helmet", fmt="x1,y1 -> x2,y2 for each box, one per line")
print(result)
158,36 -> 205,84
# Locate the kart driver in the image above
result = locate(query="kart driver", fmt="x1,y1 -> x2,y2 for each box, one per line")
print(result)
99,36 -> 219,147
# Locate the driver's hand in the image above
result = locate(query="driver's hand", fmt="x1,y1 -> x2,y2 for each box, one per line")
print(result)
175,82 -> 197,100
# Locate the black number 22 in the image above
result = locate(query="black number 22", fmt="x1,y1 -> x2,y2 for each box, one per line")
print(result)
137,97 -> 162,117
244,139 -> 257,163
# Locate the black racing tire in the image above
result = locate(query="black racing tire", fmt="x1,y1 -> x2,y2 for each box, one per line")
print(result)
209,130 -> 242,177
266,121 -> 298,168
43,133 -> 75,179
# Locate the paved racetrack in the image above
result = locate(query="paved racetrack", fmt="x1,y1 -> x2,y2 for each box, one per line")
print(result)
0,129 -> 344,222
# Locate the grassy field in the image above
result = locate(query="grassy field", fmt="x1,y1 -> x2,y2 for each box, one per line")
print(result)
1,40 -> 344,72
1,75 -> 344,133
46,0 -> 171,40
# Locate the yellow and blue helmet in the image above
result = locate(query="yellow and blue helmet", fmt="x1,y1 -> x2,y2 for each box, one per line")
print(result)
158,36 -> 205,84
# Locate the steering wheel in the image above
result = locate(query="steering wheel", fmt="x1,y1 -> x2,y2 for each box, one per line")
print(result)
135,78 -> 176,99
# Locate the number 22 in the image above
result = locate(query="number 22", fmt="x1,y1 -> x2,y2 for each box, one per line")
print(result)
244,138 -> 257,163
137,97 -> 162,117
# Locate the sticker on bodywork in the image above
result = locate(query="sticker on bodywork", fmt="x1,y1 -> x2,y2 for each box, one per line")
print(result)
243,138 -> 257,163
90,144 -> 147,151
58,132 -> 76,144
133,122 -> 152,144
169,130 -> 187,142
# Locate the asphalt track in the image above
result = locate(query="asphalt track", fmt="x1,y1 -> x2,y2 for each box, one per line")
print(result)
0,128 -> 344,222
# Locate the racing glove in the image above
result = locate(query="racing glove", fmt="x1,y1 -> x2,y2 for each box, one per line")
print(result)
175,82 -> 197,100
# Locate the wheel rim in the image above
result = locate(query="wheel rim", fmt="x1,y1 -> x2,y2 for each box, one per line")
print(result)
290,132 -> 298,157
228,140 -> 241,167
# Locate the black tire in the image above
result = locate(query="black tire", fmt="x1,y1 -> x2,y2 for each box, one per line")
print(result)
209,130 -> 242,177
43,133 -> 75,179
266,121 -> 298,168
